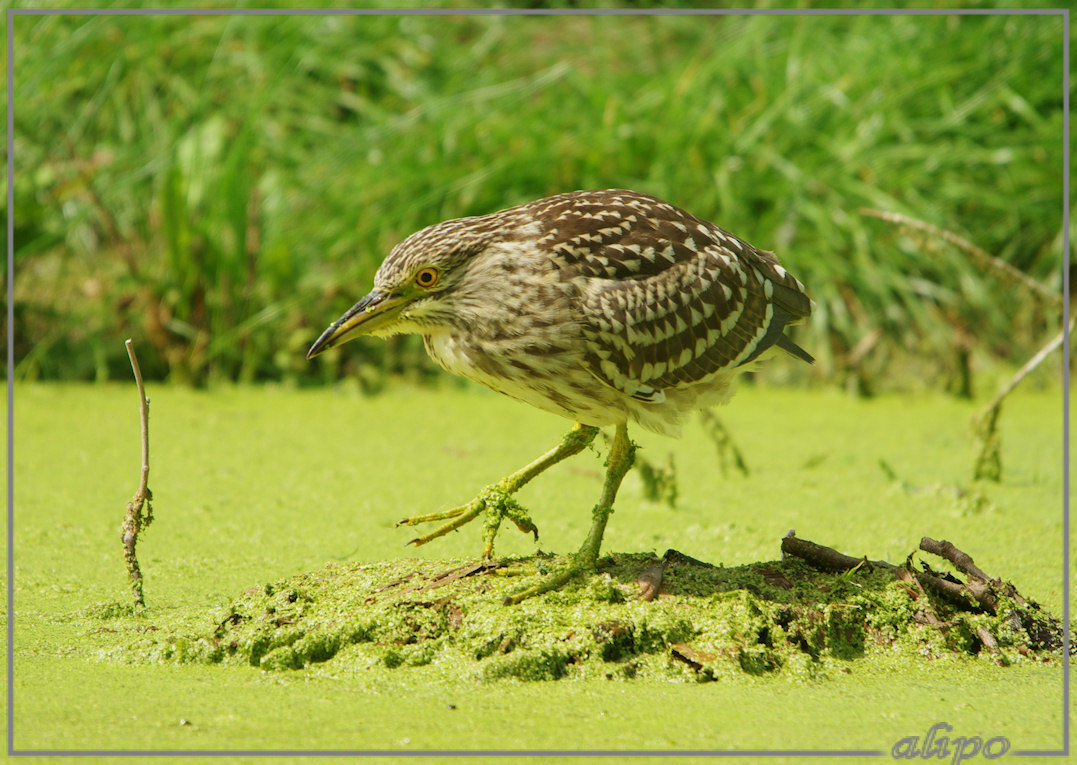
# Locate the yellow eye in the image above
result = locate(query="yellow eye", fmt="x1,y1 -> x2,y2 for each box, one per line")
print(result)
415,266 -> 440,288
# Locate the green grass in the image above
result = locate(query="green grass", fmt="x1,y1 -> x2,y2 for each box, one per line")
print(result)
6,7 -> 1068,387
7,382 -> 1068,753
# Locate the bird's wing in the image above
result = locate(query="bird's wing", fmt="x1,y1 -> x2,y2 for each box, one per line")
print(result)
533,190 -> 812,398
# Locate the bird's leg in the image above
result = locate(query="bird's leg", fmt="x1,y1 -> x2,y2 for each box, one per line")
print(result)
504,422 -> 636,605
397,423 -> 600,556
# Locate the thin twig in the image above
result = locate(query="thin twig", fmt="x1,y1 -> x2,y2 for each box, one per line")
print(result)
919,537 -> 993,583
983,316 -> 1074,414
121,339 -> 153,607
973,315 -> 1074,480
859,208 -> 1061,306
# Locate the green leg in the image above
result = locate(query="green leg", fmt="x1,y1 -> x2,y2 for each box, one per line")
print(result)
503,422 -> 636,605
397,423 -> 600,557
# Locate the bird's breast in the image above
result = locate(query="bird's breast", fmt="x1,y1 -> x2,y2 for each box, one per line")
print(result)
422,328 -> 628,428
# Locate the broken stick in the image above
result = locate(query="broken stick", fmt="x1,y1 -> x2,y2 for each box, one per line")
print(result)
120,339 -> 153,607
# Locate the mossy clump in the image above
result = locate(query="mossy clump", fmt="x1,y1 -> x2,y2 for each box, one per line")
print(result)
113,552 -> 1065,682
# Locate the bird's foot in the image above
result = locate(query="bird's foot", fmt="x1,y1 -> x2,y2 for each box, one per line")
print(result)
396,487 -> 538,558
503,423 -> 635,605
395,423 -> 598,560
502,500 -> 612,605
501,551 -> 596,605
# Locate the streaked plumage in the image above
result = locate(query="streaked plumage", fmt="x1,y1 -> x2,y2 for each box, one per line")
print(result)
312,189 -> 812,435
308,189 -> 812,602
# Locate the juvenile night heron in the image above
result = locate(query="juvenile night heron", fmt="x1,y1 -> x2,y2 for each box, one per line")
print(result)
308,189 -> 812,603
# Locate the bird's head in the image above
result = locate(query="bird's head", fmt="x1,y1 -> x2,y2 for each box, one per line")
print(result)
307,214 -> 511,359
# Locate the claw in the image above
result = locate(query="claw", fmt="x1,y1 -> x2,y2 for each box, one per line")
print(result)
391,424 -> 600,562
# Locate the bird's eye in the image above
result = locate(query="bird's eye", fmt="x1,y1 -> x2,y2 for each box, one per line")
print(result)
415,267 -> 440,288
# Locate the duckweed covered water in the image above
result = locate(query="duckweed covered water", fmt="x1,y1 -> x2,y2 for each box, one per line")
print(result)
12,383 -> 1067,751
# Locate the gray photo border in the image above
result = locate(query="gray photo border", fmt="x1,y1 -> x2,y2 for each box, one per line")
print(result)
6,4 -> 1068,762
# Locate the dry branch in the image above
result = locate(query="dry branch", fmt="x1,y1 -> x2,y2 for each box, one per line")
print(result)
121,339 -> 153,607
784,532 -> 1002,612
858,208 -> 1061,306
782,532 -> 1065,656
781,531 -> 894,573
919,536 -> 992,583
973,315 -> 1073,481
860,206 -> 1068,482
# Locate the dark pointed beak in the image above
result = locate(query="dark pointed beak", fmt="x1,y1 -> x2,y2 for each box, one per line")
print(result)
306,289 -> 408,359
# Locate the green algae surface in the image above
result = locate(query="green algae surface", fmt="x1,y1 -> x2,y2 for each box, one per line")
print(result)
115,552 -> 1060,684
8,382 -> 1069,754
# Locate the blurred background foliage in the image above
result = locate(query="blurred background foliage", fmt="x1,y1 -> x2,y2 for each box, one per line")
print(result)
3,6 -> 1069,394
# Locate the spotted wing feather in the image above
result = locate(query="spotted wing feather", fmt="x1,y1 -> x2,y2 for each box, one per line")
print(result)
526,190 -> 812,398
